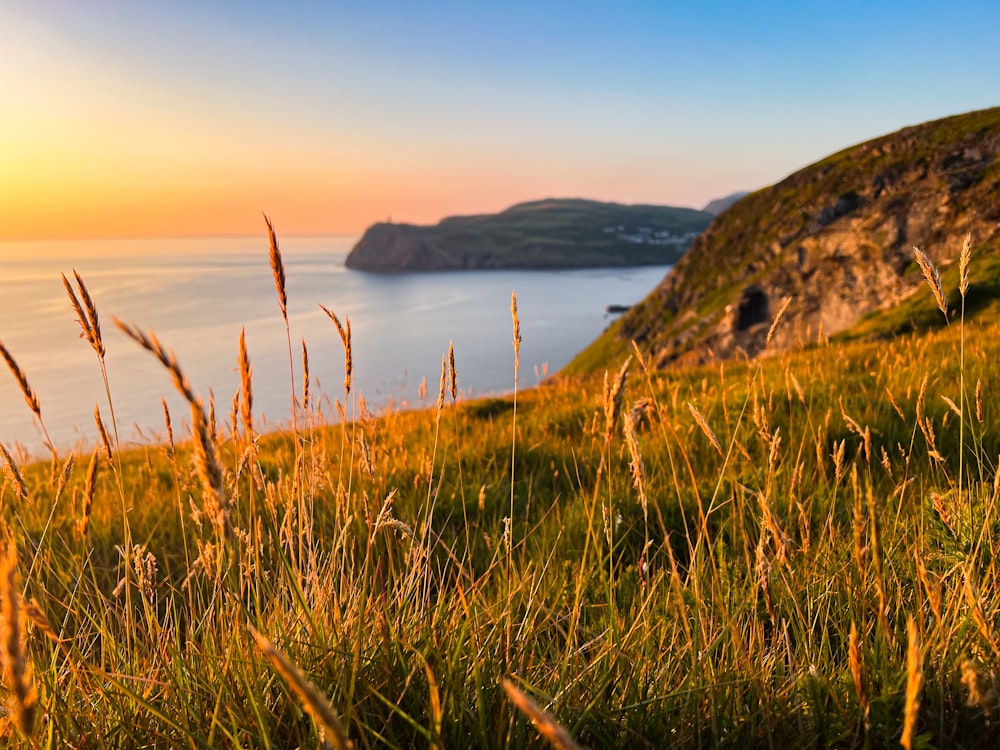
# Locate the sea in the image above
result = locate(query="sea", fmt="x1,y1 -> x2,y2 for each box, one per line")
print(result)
0,236 -> 670,458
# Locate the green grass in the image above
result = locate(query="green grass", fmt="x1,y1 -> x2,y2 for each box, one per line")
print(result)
3,231 -> 1000,747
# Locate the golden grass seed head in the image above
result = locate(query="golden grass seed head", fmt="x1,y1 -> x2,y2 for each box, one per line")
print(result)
0,342 -> 41,419
0,539 -> 36,738
114,320 -> 198,404
976,379 -> 983,423
23,599 -> 58,645
320,305 -> 353,396
162,398 -> 175,457
0,444 -> 28,502
78,447 -> 100,542
116,319 -> 229,539
94,405 -> 114,467
301,338 -> 310,413
249,625 -> 352,750
511,291 -> 521,373
687,401 -> 723,457
913,246 -> 947,318
502,678 -> 582,750
603,357 -> 631,443
63,270 -> 105,358
766,295 -> 792,347
238,327 -> 254,438
901,616 -> 923,750
962,660 -> 999,714
448,340 -> 457,401
436,354 -> 446,417
960,233 -> 972,298
264,214 -> 288,323
848,622 -> 870,725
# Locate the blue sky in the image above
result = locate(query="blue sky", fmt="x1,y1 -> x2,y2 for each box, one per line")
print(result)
3,1 -> 999,238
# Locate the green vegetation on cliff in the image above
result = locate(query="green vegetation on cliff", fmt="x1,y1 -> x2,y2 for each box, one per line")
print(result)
345,198 -> 713,272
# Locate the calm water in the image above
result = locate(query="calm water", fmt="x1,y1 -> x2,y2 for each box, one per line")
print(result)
0,236 -> 670,456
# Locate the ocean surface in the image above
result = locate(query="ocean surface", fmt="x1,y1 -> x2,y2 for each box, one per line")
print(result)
0,236 -> 670,457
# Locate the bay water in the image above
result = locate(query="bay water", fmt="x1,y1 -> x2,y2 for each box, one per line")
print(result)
0,236 -> 670,457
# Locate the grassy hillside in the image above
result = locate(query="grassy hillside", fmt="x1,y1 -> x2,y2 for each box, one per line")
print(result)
568,106 -> 1000,373
345,198 -> 713,271
1,228 -> 1000,747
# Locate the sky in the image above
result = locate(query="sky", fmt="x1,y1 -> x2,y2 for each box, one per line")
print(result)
2,1 -> 999,241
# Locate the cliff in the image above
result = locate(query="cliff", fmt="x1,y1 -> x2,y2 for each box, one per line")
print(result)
568,107 -> 1000,372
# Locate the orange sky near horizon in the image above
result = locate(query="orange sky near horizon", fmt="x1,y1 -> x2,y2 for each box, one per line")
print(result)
4,3 -> 998,244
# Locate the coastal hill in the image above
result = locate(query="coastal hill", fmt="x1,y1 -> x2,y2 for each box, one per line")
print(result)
344,198 -> 714,272
568,106 -> 1000,372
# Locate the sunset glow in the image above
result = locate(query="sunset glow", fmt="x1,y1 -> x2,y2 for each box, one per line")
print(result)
3,1 -> 999,241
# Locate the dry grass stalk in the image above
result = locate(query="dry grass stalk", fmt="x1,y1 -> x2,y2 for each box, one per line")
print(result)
448,341 -> 457,401
229,388 -> 239,440
115,320 -> 198,403
265,214 -> 288,324
0,444 -> 28,501
960,233 -> 972,297
54,455 -> 75,504
914,552 -> 942,626
0,539 -> 36,738
249,625 -> 352,749
94,406 -> 114,467
301,339 -> 310,413
766,295 -> 792,346
885,387 -> 906,422
962,659 -> 999,715
78,448 -> 100,542
511,292 -> 521,375
162,398 -> 175,458
623,406 -> 648,518
320,306 -> 353,396
603,357 -> 631,444
0,343 -> 41,421
208,389 -> 219,447
23,599 -> 58,645
941,395 -> 962,418
436,355 -> 447,418
913,247 -> 947,318
502,678 -> 582,750
756,489 -> 789,563
976,379 -> 983,423
62,270 -> 105,358
963,569 -> 1000,659
687,401 -> 723,457
848,622 -> 869,728
239,328 -> 254,438
115,320 -> 230,539
358,432 -> 375,484
901,616 -> 923,750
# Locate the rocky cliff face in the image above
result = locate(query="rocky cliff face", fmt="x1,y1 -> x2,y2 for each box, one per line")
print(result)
602,107 -> 1000,369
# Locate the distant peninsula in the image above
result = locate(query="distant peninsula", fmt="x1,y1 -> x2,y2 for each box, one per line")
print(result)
344,198 -> 714,272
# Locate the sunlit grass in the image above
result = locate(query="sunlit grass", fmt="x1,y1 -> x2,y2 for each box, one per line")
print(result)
0,228 -> 999,746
